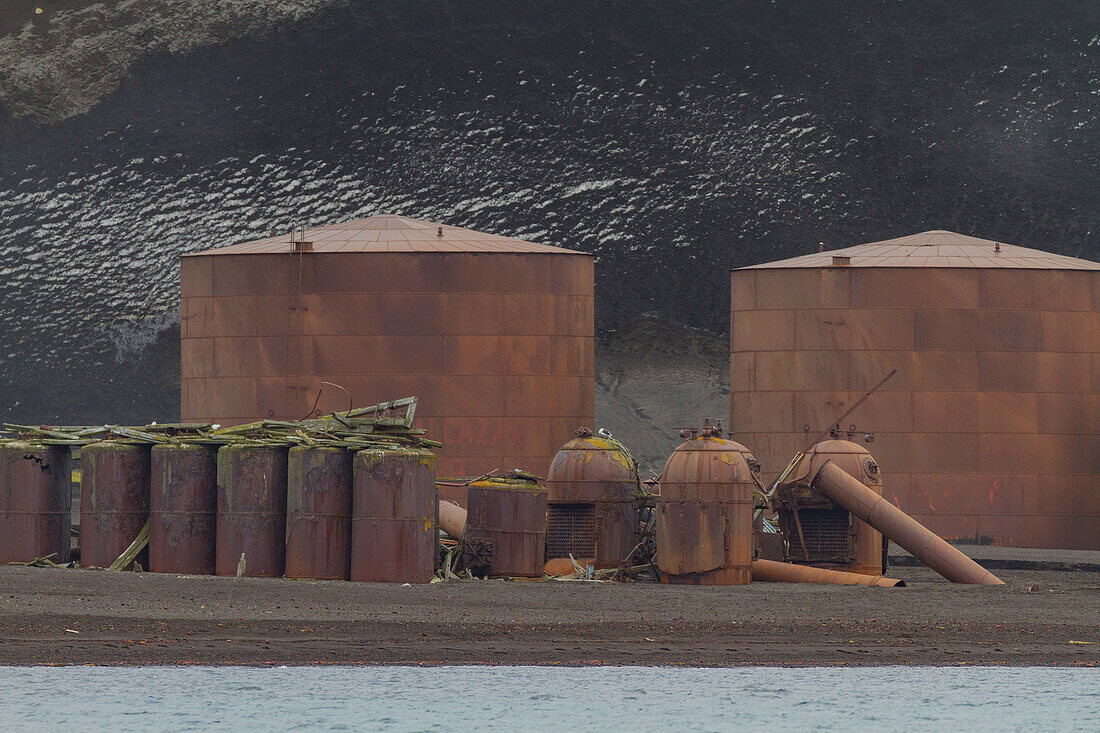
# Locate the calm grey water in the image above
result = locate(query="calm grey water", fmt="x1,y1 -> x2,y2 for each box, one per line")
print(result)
0,665 -> 1096,731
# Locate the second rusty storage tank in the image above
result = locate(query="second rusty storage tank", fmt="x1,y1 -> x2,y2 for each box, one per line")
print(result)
80,442 -> 151,568
731,230 -> 1100,550
351,449 -> 437,583
150,443 -> 218,574
463,474 -> 547,577
180,214 -> 594,480
216,444 -> 289,577
545,428 -> 638,569
772,438 -> 885,575
285,445 -> 353,580
656,428 -> 754,585
0,442 -> 71,564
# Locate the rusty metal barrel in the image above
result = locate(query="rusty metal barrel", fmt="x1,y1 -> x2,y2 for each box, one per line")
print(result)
216,444 -> 289,577
464,475 -> 547,577
150,443 -> 217,574
350,449 -> 437,583
545,429 -> 638,569
285,446 -> 353,580
80,442 -> 151,568
656,432 -> 754,585
0,442 -> 71,564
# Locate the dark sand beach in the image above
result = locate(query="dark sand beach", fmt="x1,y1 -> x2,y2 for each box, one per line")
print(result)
1,547 -> 1097,667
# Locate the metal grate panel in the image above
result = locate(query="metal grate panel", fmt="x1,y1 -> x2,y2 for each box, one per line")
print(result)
784,507 -> 853,562
547,503 -> 597,559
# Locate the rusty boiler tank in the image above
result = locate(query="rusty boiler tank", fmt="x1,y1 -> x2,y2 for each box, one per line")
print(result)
350,449 -> 437,583
150,443 -> 218,574
80,442 -> 151,568
656,425 -> 754,585
0,442 -> 71,564
216,444 -> 289,577
773,437 -> 886,575
285,445 -> 353,580
545,428 -> 638,569
463,473 -> 547,577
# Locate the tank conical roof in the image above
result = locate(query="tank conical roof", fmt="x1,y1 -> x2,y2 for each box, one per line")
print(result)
738,230 -> 1099,270
186,214 -> 588,256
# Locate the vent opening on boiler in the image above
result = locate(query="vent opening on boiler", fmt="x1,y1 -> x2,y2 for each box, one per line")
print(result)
547,503 -> 597,559
784,507 -> 853,563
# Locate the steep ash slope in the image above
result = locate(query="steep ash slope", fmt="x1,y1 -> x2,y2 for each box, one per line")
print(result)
0,2 -> 1095,428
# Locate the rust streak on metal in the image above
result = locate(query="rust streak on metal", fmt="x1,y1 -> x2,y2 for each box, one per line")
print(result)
656,426 -> 754,585
545,429 -> 638,570
150,443 -> 217,575
0,442 -> 71,564
215,445 -> 289,577
464,475 -> 547,577
350,449 -> 437,583
80,442 -> 151,569
285,445 -> 352,580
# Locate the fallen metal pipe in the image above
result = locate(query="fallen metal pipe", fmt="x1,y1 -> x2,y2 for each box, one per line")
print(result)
752,558 -> 905,587
810,461 -> 1004,585
438,500 -> 467,541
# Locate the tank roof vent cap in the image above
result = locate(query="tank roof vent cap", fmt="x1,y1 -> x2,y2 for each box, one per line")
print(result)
831,255 -> 851,267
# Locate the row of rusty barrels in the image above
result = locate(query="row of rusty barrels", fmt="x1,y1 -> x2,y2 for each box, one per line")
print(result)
0,441 -> 438,583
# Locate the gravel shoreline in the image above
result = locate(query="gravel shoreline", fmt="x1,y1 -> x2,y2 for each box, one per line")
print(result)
1,557 -> 1097,667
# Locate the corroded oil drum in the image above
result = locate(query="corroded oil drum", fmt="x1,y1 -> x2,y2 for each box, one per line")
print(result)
80,442 -> 151,568
351,449 -> 437,583
656,435 -> 754,585
216,445 -> 289,577
0,442 -> 71,564
545,430 -> 637,569
285,446 -> 353,580
465,476 -> 547,577
802,440 -> 885,576
150,443 -> 217,574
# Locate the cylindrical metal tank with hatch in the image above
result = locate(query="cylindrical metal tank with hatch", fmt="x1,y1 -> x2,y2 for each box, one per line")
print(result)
150,443 -> 218,574
0,442 -> 71,564
772,438 -> 885,575
731,230 -> 1100,550
351,449 -> 437,583
285,445 -> 352,580
179,214 -> 595,480
464,474 -> 547,577
545,428 -> 638,569
80,442 -> 151,568
656,427 -> 754,585
216,444 -> 289,577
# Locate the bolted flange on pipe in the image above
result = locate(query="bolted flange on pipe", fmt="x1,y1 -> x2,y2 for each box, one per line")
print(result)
809,460 -> 1004,585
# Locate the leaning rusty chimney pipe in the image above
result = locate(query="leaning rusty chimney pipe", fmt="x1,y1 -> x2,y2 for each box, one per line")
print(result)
810,461 -> 1004,585
752,559 -> 905,587
438,500 -> 467,541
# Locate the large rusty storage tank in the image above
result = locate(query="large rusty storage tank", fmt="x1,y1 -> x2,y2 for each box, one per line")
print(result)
772,439 -> 885,575
80,442 -> 151,568
464,474 -> 547,577
351,449 -> 437,583
0,442 -> 71,564
150,444 -> 218,574
179,214 -> 594,480
216,445 -> 289,577
545,429 -> 638,569
731,230 -> 1100,550
656,429 -> 754,585
285,446 -> 352,580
